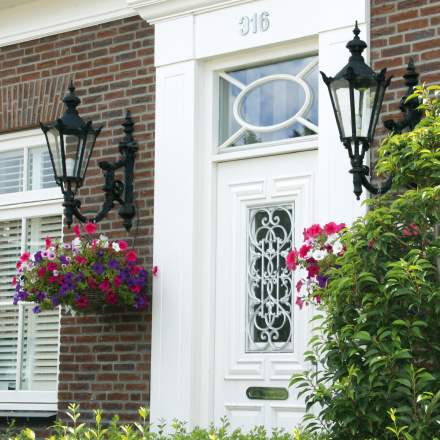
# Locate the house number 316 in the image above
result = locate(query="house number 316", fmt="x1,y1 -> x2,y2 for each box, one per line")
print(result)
239,12 -> 269,35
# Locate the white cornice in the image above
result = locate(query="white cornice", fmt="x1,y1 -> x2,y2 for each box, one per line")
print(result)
126,0 -> 255,24
0,0 -> 138,48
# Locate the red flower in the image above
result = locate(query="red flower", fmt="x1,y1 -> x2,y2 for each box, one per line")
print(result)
76,257 -> 87,264
58,276 -> 65,285
307,265 -> 320,277
130,285 -> 141,293
295,297 -> 304,309
118,240 -> 128,251
99,280 -> 111,291
76,296 -> 88,308
367,241 -> 375,250
302,228 -> 310,241
74,224 -> 81,237
152,266 -> 158,276
299,244 -> 312,258
48,276 -> 57,284
296,280 -> 303,293
324,222 -> 338,235
88,279 -> 97,289
126,251 -> 137,262
45,236 -> 51,250
105,292 -> 118,305
113,276 -> 122,288
11,276 -> 17,286
16,261 -> 22,269
92,239 -> 97,250
286,250 -> 298,271
307,224 -> 322,238
20,252 -> 31,262
37,267 -> 46,277
315,294 -> 321,304
47,262 -> 57,271
130,265 -> 140,275
336,223 -> 346,232
84,222 -> 97,234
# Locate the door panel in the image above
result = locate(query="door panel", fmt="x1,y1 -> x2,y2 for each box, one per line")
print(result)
215,151 -> 317,431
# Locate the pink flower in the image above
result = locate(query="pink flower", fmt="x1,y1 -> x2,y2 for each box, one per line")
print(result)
84,222 -> 97,234
307,265 -> 320,277
302,228 -> 310,241
61,264 -> 67,268
53,270 -> 59,276
42,250 -> 49,258
315,294 -> 321,304
16,261 -> 22,269
92,239 -> 97,250
307,224 -> 322,238
126,251 -> 137,262
299,244 -> 312,259
403,229 -> 410,235
88,279 -> 97,289
367,241 -> 375,250
11,276 -> 17,286
113,276 -> 122,288
324,222 -> 338,235
106,292 -> 118,305
17,267 -> 23,274
45,236 -> 51,250
74,224 -> 81,238
47,262 -> 57,271
296,280 -> 303,293
48,252 -> 56,260
76,296 -> 88,308
48,276 -> 57,284
20,252 -> 31,262
130,285 -> 141,293
286,250 -> 298,271
58,276 -> 65,285
63,243 -> 71,249
295,297 -> 304,310
118,240 -> 128,251
152,266 -> 158,276
99,280 -> 111,291
76,257 -> 87,264
37,267 -> 46,277
336,223 -> 346,232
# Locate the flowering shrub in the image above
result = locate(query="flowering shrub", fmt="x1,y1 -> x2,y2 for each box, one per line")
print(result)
12,222 -> 157,315
285,222 -> 346,309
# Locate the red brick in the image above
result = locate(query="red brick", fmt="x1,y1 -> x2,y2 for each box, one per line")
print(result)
398,0 -> 427,8
397,18 -> 429,31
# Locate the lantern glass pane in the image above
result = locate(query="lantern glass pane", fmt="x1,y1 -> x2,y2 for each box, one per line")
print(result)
64,134 -> 82,178
353,78 -> 378,138
330,79 -> 351,139
46,129 -> 63,179
79,131 -> 97,182
368,80 -> 387,142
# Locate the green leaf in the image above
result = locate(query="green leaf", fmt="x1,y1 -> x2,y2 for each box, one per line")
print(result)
353,331 -> 371,341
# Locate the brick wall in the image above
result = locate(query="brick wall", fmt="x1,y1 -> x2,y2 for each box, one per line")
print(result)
0,16 -> 155,435
370,0 -> 440,187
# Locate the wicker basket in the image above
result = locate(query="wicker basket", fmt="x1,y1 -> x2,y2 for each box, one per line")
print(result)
71,290 -> 106,315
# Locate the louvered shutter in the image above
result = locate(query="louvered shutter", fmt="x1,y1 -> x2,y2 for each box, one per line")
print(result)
0,307 -> 19,391
0,150 -> 24,195
28,147 -> 57,191
0,219 -> 22,302
26,216 -> 62,255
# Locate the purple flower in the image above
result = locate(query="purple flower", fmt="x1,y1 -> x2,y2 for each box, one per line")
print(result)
59,255 -> 69,265
34,251 -> 43,263
74,293 -> 80,301
118,267 -> 131,281
52,295 -> 60,307
15,283 -> 22,292
108,258 -> 120,270
92,263 -> 104,275
32,305 -> 41,314
64,272 -> 74,280
59,281 -> 76,296
96,249 -> 105,259
36,291 -> 48,303
138,269 -> 148,281
127,277 -> 139,288
317,275 -> 330,288
75,271 -> 84,282
134,294 -> 147,309
13,293 -> 19,305
18,291 -> 28,300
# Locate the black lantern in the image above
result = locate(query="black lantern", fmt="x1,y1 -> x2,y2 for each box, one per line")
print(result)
40,82 -> 138,232
320,22 -> 393,200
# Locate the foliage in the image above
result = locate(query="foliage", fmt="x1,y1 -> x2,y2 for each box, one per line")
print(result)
289,85 -> 440,439
3,404 -> 328,440
12,223 -> 150,315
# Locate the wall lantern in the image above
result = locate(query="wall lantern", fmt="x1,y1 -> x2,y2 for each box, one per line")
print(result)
320,22 -> 393,200
40,82 -> 138,232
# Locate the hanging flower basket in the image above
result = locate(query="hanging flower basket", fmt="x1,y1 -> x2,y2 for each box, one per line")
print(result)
11,222 -> 157,316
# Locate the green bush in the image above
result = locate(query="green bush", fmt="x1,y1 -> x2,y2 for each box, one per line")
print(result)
291,85 -> 440,440
3,404 -> 327,440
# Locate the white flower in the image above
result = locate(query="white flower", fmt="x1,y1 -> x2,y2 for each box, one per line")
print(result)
112,242 -> 120,252
72,237 -> 81,248
100,235 -> 109,242
333,241 -> 343,254
313,249 -> 327,261
48,246 -> 55,252
325,234 -> 338,245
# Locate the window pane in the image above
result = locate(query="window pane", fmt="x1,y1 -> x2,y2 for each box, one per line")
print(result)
21,307 -> 59,391
0,150 -> 24,194
247,205 -> 294,352
219,56 -> 318,148
0,219 -> 22,302
27,216 -> 63,255
28,147 -> 57,191
0,307 -> 19,391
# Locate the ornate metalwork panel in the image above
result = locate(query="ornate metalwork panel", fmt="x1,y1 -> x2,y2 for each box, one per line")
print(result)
246,204 -> 294,352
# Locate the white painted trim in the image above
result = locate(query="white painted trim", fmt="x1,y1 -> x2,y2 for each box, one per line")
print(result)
127,0 -> 254,24
0,403 -> 57,411
0,0 -> 138,48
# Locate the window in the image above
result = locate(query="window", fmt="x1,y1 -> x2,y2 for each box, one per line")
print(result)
219,55 -> 319,149
246,205 -> 294,352
0,129 -> 63,411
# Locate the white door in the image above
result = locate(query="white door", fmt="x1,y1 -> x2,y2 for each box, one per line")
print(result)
214,150 -> 317,432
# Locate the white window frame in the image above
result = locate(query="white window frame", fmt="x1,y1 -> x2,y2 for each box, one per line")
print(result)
0,129 -> 64,411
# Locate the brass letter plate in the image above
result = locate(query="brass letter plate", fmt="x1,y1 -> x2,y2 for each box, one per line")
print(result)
246,387 -> 288,400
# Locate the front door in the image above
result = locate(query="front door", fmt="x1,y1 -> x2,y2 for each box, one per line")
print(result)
214,150 -> 317,432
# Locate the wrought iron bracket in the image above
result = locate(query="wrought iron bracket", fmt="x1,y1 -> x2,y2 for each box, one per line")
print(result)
350,59 -> 420,199
66,111 -> 138,232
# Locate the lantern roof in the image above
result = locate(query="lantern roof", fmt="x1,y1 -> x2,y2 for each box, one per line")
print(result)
58,81 -> 87,130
